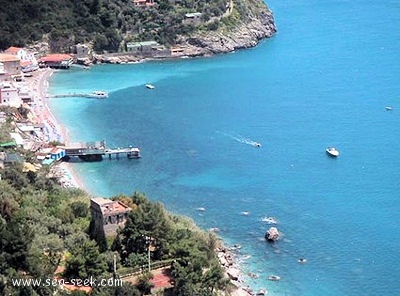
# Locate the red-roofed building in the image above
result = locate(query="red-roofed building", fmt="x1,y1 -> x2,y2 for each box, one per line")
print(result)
38,54 -> 73,69
5,47 -> 23,54
5,47 -> 39,72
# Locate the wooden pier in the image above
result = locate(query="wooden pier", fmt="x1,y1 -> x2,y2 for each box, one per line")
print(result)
47,91 -> 108,99
61,141 -> 140,162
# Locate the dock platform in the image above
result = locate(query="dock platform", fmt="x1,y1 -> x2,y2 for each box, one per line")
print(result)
48,91 -> 108,99
61,141 -> 140,161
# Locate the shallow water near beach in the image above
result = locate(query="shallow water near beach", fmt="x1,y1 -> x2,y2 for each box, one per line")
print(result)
49,0 -> 400,294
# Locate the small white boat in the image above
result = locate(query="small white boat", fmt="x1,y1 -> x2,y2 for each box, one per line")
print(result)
326,147 -> 339,157
298,258 -> 307,264
88,91 -> 108,98
268,275 -> 281,281
145,84 -> 155,89
385,106 -> 393,111
261,216 -> 278,224
253,142 -> 262,148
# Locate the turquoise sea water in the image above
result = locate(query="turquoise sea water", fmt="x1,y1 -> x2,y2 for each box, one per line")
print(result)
49,0 -> 400,295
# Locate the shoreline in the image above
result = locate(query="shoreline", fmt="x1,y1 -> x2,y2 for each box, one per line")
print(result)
26,65 -> 259,296
23,68 -> 84,190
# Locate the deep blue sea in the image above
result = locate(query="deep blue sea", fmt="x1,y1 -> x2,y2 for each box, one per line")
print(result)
49,0 -> 400,295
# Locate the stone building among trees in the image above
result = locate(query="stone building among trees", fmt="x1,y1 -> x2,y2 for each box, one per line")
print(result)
90,197 -> 131,237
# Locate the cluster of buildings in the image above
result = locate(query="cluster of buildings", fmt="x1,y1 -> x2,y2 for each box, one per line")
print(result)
0,46 -> 74,108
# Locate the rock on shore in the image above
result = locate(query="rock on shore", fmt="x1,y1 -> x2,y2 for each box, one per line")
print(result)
180,11 -> 276,56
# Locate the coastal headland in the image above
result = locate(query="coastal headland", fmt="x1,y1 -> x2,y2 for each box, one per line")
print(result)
92,7 -> 276,65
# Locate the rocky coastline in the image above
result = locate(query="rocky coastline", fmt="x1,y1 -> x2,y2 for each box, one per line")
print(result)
87,8 -> 276,65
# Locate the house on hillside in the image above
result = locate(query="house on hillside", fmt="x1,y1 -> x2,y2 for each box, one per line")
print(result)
133,0 -> 155,7
90,197 -> 131,236
126,41 -> 170,58
0,82 -> 21,107
183,12 -> 202,25
75,44 -> 92,65
0,152 -> 24,169
38,54 -> 73,69
170,46 -> 186,57
5,47 -> 38,73
0,62 -> 7,82
0,54 -> 20,76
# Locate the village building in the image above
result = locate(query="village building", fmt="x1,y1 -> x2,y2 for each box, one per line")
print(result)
75,44 -> 93,65
5,47 -> 38,73
18,89 -> 33,105
9,132 -> 24,148
0,54 -> 21,76
0,62 -> 7,82
38,54 -> 73,69
90,197 -> 131,236
0,82 -> 21,107
126,41 -> 170,58
0,152 -> 23,169
170,46 -> 186,57
50,147 -> 66,161
183,12 -> 203,25
133,0 -> 155,7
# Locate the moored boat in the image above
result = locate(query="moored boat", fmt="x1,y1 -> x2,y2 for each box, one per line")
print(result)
326,147 -> 339,157
145,84 -> 155,89
268,275 -> 281,281
127,147 -> 141,159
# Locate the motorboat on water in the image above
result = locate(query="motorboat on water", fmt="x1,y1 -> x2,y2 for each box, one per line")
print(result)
88,91 -> 108,98
253,142 -> 262,148
385,106 -> 393,111
326,147 -> 339,157
261,216 -> 278,224
298,258 -> 307,264
268,275 -> 281,281
145,84 -> 155,89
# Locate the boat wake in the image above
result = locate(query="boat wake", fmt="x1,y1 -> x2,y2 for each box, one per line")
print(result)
217,131 -> 261,148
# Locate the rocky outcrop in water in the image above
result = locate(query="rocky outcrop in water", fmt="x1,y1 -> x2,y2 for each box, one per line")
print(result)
265,227 -> 280,242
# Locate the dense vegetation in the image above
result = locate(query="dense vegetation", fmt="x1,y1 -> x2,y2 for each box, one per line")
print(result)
0,0 -> 230,52
0,110 -> 229,295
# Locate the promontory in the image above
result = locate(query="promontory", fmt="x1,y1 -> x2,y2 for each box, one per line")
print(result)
0,0 -> 276,61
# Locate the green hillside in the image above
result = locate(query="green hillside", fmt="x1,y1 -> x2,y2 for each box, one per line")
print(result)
0,0 -> 237,51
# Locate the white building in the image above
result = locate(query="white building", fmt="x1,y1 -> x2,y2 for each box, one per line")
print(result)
0,82 -> 21,107
5,47 -> 38,73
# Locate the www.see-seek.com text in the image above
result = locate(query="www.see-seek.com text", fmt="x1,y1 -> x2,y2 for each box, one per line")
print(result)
11,276 -> 122,288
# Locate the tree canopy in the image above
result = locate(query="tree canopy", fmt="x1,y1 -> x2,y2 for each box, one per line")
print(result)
0,0 -> 230,51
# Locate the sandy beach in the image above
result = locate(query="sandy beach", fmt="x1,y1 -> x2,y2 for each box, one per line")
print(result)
21,68 -> 83,190
28,68 -> 66,142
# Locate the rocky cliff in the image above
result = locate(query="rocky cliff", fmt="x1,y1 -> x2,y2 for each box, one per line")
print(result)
180,10 -> 276,56
92,0 -> 276,63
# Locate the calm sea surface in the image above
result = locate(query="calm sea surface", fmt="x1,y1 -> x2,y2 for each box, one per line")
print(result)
49,0 -> 400,294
